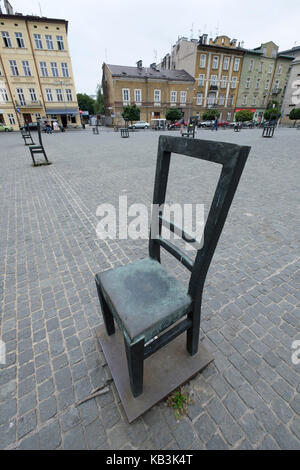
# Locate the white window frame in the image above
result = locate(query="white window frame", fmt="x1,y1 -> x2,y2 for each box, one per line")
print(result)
196,92 -> 203,105
0,88 -> 9,102
170,91 -> 177,103
231,77 -> 237,89
2,31 -> 12,48
56,35 -> 65,50
245,77 -> 251,89
66,89 -> 73,102
16,88 -> 26,106
221,76 -> 227,88
268,64 -> 273,74
223,57 -> 230,71
219,94 -> 225,106
134,89 -> 142,103
212,56 -> 219,70
180,91 -> 187,103
34,34 -> 43,49
242,95 -> 247,106
198,74 -> 204,86
252,95 -> 257,106
210,75 -> 217,86
265,80 -> 270,90
29,88 -> 37,102
61,63 -> 69,78
50,62 -> 59,77
208,93 -> 215,106
45,88 -> 53,102
233,58 -> 240,72
15,32 -> 25,48
248,59 -> 254,72
22,60 -> 31,77
8,113 -> 15,125
122,88 -> 130,102
56,89 -> 63,102
9,60 -> 19,76
154,89 -> 161,103
199,54 -> 206,68
274,79 -> 280,91
45,34 -> 54,50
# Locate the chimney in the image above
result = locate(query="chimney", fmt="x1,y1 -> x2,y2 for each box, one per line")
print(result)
137,60 -> 143,69
202,34 -> 208,45
231,39 -> 237,47
150,62 -> 156,70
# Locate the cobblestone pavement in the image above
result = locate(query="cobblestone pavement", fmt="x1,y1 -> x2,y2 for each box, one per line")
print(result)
0,127 -> 299,450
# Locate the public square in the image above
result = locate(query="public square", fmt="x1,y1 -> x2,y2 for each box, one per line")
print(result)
0,127 -> 299,450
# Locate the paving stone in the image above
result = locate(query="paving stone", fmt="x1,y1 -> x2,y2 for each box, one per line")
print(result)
17,410 -> 37,439
39,396 -> 57,423
101,403 -> 121,429
273,424 -> 300,450
39,421 -> 62,450
206,434 -> 228,450
63,425 -> 86,450
194,413 -> 217,444
85,418 -> 107,449
0,420 -> 16,449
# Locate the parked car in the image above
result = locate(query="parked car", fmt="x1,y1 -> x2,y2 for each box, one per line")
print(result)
128,121 -> 150,129
218,120 -> 230,128
0,123 -> 13,132
198,120 -> 214,128
167,120 -> 188,130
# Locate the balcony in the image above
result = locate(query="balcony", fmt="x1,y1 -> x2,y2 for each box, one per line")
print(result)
209,85 -> 218,91
271,88 -> 282,95
15,100 -> 43,109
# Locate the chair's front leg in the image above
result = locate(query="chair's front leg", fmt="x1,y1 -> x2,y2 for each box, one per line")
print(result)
95,281 -> 115,336
187,308 -> 201,356
124,337 -> 145,398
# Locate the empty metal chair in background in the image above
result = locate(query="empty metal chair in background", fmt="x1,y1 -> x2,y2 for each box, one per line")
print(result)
95,136 -> 251,398
29,120 -> 49,166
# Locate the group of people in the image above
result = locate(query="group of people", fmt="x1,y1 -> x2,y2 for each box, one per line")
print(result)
44,120 -> 63,134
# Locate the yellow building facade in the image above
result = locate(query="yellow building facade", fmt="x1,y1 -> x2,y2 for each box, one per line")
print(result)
0,12 -> 80,130
102,62 -> 195,125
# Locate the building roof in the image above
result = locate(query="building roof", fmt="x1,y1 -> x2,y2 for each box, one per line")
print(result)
279,45 -> 300,55
0,13 -> 68,31
105,64 -> 194,82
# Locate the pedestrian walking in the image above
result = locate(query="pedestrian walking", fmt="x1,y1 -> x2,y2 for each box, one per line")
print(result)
179,116 -> 185,135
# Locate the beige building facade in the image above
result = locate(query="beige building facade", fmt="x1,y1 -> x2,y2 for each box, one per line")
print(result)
279,46 -> 300,125
102,61 -> 195,125
0,10 -> 80,130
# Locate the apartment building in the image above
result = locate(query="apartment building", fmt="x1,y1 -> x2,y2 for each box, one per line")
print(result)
0,9 -> 79,130
161,34 -> 245,122
102,61 -> 195,125
236,42 -> 293,123
279,46 -> 300,125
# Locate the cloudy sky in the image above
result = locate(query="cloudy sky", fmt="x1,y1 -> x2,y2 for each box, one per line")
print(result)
5,0 -> 300,95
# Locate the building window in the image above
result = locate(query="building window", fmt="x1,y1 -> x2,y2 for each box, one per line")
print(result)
231,77 -> 237,89
8,114 -> 15,125
66,89 -> 73,101
272,49 -> 277,58
0,88 -> 9,102
180,91 -> 187,103
50,62 -> 59,77
221,76 -> 227,88
45,88 -> 53,101
199,54 -> 206,68
29,88 -> 37,102
245,77 -> 251,89
56,89 -> 63,102
227,112 -> 231,121
35,113 -> 41,119
228,95 -> 234,106
198,74 -> 204,86
40,61 -> 48,77
196,93 -> 203,105
210,75 -> 217,86
45,34 -> 54,50
242,95 -> 247,105
134,89 -> 142,103
223,57 -> 230,70
61,62 -> 69,77
1,31 -> 12,48
248,59 -> 254,72
259,62 -> 263,73
208,93 -> 215,106
170,91 -> 177,103
262,96 -> 267,106
16,88 -> 26,106
15,32 -> 25,48
212,56 -> 219,69
265,79 -> 270,90
22,60 -> 31,76
252,96 -> 257,105
278,64 -> 282,74
268,64 -> 273,74
34,34 -> 43,49
9,60 -> 19,76
56,35 -> 65,50
233,58 -> 240,72
219,94 -> 225,106
122,89 -> 130,102
262,48 -> 267,56
256,78 -> 260,89
274,79 -> 280,91
154,89 -> 161,102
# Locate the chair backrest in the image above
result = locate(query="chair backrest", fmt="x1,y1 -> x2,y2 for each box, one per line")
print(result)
149,136 -> 251,301
37,120 -> 43,146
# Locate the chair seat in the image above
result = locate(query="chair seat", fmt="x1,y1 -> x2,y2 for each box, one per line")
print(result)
30,145 -> 43,150
96,257 -> 192,344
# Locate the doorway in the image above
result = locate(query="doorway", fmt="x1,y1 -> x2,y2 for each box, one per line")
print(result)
23,113 -> 32,124
61,115 -> 67,127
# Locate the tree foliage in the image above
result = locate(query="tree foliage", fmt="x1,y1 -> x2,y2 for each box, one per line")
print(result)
289,108 -> 300,124
264,107 -> 281,121
202,109 -> 220,121
235,110 -> 254,122
122,104 -> 140,123
77,93 -> 95,115
94,84 -> 105,114
165,108 -> 182,122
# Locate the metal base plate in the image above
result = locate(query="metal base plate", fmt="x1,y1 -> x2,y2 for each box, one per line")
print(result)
97,325 -> 214,423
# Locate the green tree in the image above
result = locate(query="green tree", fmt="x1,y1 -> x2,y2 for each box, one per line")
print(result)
235,110 -> 254,122
165,108 -> 182,122
94,84 -> 105,114
202,109 -> 220,121
289,108 -> 300,127
264,107 -> 281,121
122,104 -> 140,123
77,93 -> 95,115
267,100 -> 279,109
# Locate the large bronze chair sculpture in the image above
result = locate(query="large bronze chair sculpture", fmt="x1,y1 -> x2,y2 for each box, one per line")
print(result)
95,136 -> 251,398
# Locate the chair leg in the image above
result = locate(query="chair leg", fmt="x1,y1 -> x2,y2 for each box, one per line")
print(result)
30,150 -> 36,166
124,337 -> 144,397
186,309 -> 200,356
95,281 -> 115,336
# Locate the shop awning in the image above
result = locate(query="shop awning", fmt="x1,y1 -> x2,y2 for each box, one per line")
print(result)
45,108 -> 79,115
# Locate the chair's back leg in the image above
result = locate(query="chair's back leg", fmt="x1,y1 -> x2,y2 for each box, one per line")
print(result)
186,300 -> 202,356
96,282 -> 115,336
124,337 -> 145,397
